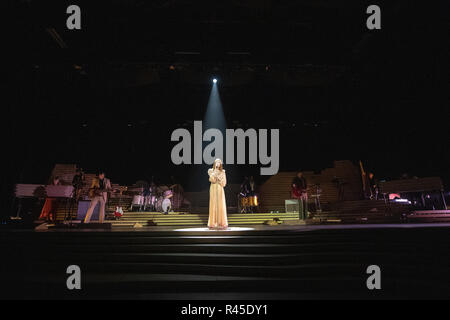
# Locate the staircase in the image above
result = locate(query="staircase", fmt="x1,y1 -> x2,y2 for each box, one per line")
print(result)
3,226 -> 450,299
110,211 -> 300,227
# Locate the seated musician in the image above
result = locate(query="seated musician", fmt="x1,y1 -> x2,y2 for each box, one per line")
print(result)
39,176 -> 61,222
240,176 -> 251,197
292,171 -> 308,219
84,171 -> 111,223
249,176 -> 256,196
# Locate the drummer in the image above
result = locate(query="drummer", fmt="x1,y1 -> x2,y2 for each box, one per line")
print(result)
142,183 -> 153,211
248,176 -> 258,212
240,177 -> 251,197
240,176 -> 258,213
249,176 -> 256,197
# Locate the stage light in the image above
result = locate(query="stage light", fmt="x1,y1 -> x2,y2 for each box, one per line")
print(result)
212,78 -> 217,84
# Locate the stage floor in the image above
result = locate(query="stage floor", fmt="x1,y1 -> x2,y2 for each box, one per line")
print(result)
3,222 -> 450,299
37,221 -> 450,232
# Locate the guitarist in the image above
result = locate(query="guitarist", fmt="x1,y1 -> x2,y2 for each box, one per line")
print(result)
292,172 -> 308,219
84,171 -> 112,223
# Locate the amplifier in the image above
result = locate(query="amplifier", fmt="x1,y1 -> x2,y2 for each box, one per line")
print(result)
77,200 -> 100,221
285,199 -> 299,213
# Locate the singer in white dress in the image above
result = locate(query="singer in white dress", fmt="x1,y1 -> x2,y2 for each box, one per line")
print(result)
207,159 -> 228,229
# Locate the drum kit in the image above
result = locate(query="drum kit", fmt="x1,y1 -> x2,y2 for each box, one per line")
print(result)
238,193 -> 259,213
131,185 -> 173,214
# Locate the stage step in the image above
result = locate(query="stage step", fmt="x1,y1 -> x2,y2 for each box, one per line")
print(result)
3,226 -> 450,299
109,212 -> 300,227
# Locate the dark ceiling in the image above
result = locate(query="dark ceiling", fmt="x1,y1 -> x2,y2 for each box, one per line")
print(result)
4,0 -> 450,205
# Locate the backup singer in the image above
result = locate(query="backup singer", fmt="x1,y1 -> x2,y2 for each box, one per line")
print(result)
84,171 -> 111,223
207,159 -> 228,229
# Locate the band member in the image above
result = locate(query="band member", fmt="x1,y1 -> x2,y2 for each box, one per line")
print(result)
240,176 -> 258,213
239,176 -> 250,213
52,176 -> 61,186
72,168 -> 84,201
84,171 -> 111,223
368,172 -> 379,200
249,176 -> 256,196
208,159 -> 228,229
292,171 -> 308,219
39,176 -> 61,222
240,176 -> 251,197
142,183 -> 152,211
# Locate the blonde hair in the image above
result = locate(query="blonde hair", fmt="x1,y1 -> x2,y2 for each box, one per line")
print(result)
212,159 -> 223,171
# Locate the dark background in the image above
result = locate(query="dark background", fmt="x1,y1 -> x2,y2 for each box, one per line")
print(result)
4,0 -> 449,216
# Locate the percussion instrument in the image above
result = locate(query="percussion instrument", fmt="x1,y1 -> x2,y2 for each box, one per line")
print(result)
162,198 -> 171,213
248,195 -> 258,207
240,196 -> 249,207
155,197 -> 172,213
164,190 -> 173,199
157,185 -> 169,194
240,195 -> 258,207
144,195 -> 157,206
131,195 -> 144,207
239,193 -> 259,213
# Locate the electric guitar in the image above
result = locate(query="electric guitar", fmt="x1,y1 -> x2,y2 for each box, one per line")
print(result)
292,185 -> 307,199
88,186 -> 127,198
114,187 -> 128,218
114,206 -> 124,219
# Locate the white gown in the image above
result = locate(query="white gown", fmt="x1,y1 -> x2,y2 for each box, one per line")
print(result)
207,168 -> 228,229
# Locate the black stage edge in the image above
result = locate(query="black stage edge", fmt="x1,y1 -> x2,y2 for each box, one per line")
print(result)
2,225 -> 450,300
47,222 -> 112,230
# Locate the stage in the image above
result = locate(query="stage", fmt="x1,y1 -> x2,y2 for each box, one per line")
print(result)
3,223 -> 450,300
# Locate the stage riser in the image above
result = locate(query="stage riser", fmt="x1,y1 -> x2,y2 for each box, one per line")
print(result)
113,215 -> 299,219
3,228 -> 450,299
13,253 -> 420,267
113,216 -> 299,219
2,232 -> 404,245
4,243 -> 384,255
8,245 -> 437,259
113,213 -> 299,216
108,212 -> 300,227
54,212 -> 300,223
407,218 -> 450,223
310,219 -> 401,225
112,218 -> 299,222
112,222 -> 299,227
7,263 -> 422,281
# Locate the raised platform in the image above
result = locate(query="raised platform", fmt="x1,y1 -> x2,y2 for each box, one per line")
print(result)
109,211 -> 300,228
406,210 -> 450,222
